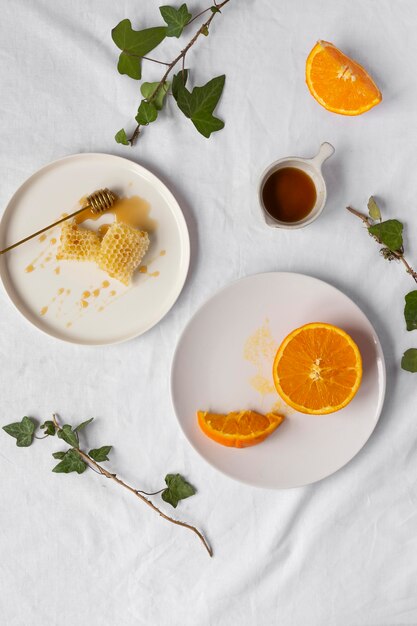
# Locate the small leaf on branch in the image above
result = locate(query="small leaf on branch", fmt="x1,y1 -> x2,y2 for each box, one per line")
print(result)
115,129 -> 130,145
88,446 -> 112,462
74,417 -> 94,432
40,420 -> 56,436
52,449 -> 87,474
3,416 -> 36,447
401,348 -> 417,372
368,196 -> 381,221
161,473 -> 196,508
172,73 -> 225,138
52,451 -> 66,460
404,291 -> 417,331
117,52 -> 143,80
172,69 -> 189,99
211,5 -> 221,13
112,20 -> 167,79
57,424 -> 79,448
141,81 -> 170,110
160,4 -> 192,38
368,219 -> 403,252
135,100 -> 158,125
201,25 -> 209,36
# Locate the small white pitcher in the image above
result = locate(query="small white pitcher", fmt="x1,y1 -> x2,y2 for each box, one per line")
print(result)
259,142 -> 335,229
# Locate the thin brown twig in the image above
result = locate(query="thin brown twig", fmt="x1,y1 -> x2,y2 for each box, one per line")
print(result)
347,206 -> 417,284
129,0 -> 231,145
142,55 -> 170,66
51,414 -> 212,557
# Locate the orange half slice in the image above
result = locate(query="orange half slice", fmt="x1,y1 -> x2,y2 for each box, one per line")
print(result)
306,40 -> 382,115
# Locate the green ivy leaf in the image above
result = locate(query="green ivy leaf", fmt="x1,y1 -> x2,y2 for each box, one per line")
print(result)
74,417 -> 94,432
140,81 -> 170,110
115,129 -> 129,145
135,100 -> 158,125
52,451 -> 66,460
3,416 -> 36,447
210,5 -> 221,13
160,4 -> 192,38
171,69 -> 189,99
401,348 -> 417,372
117,52 -> 142,80
57,424 -> 79,448
112,20 -> 167,80
368,196 -> 381,221
52,449 -> 87,474
40,420 -> 56,436
172,73 -> 225,138
404,291 -> 417,331
88,446 -> 112,462
161,473 -> 196,508
368,219 -> 403,252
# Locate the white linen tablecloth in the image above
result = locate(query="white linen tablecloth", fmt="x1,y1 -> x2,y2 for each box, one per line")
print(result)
1,1 -> 417,624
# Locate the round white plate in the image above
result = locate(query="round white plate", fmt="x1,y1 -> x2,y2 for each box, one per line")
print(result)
171,272 -> 386,489
0,153 -> 190,345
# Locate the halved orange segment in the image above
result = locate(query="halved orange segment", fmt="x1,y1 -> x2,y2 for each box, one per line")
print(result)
273,323 -> 362,415
197,410 -> 285,448
306,40 -> 382,115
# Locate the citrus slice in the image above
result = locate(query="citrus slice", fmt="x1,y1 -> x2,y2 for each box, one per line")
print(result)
197,410 -> 285,448
305,40 -> 382,115
273,323 -> 362,415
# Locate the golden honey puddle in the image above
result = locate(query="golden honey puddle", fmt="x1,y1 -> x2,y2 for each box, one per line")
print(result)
75,194 -> 158,233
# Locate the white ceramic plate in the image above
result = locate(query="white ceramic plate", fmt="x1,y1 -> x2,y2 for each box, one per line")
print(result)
171,272 -> 386,489
0,153 -> 190,345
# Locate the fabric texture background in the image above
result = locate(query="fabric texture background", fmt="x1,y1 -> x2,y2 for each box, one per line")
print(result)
1,1 -> 417,624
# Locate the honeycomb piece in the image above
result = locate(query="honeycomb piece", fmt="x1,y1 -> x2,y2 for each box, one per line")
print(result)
56,221 -> 101,262
97,222 -> 150,285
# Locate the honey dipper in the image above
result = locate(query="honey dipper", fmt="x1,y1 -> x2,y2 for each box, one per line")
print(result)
0,188 -> 118,255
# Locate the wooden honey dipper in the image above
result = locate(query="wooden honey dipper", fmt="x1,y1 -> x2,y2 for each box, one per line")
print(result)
0,188 -> 118,255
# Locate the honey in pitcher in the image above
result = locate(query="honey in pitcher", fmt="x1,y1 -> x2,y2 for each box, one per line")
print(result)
262,167 -> 317,223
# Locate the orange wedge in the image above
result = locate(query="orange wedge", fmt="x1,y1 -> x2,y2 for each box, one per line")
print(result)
197,410 -> 285,448
306,40 -> 382,115
273,323 -> 362,415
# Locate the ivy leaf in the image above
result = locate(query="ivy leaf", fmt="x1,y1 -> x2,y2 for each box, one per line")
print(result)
52,449 -> 87,474
171,69 -> 189,99
115,129 -> 129,145
40,420 -> 56,436
401,348 -> 417,372
112,20 -> 167,80
201,25 -> 209,36
135,100 -> 158,125
173,73 -> 225,138
210,5 -> 221,13
88,446 -> 112,462
57,424 -> 79,448
161,473 -> 196,508
117,52 -> 143,80
140,81 -> 170,110
160,4 -> 192,38
368,196 -> 381,221
74,417 -> 94,433
404,291 -> 417,331
3,416 -> 36,447
52,451 -> 66,460
368,219 -> 403,252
